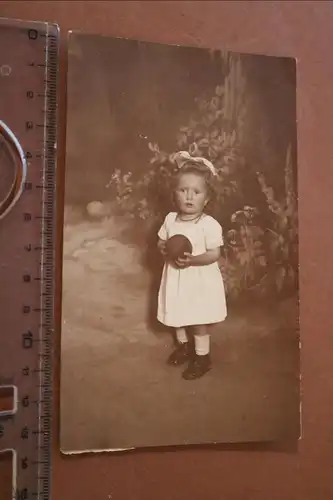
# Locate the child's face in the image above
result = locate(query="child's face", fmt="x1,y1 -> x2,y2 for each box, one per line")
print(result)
175,172 -> 209,216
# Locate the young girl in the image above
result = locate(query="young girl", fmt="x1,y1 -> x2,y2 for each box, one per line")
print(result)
157,151 -> 227,380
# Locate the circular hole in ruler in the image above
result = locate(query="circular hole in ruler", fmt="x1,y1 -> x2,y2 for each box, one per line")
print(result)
0,120 -> 27,219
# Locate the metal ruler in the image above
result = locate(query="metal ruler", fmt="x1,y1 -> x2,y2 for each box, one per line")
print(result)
0,18 -> 59,500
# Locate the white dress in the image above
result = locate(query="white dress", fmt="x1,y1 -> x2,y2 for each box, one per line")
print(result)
157,212 -> 227,328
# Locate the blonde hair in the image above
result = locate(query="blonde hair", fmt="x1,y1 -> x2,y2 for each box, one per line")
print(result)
173,160 -> 217,203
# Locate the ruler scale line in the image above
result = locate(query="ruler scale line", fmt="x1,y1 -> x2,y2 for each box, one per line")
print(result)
0,18 -> 59,500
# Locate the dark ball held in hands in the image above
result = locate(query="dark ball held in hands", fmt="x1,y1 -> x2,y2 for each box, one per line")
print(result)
166,234 -> 193,261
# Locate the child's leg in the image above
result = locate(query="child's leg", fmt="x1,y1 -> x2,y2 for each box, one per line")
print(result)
167,327 -> 191,366
192,324 -> 210,356
176,327 -> 188,344
182,324 -> 211,380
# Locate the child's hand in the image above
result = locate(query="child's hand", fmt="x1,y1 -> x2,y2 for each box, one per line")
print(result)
175,252 -> 193,269
157,240 -> 167,257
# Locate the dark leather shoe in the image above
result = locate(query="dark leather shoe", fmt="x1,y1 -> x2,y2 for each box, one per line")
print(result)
167,342 -> 191,366
182,354 -> 211,380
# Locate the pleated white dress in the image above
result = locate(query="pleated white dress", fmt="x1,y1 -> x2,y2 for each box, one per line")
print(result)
157,212 -> 227,328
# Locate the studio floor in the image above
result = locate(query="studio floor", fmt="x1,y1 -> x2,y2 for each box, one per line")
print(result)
60,210 -> 300,453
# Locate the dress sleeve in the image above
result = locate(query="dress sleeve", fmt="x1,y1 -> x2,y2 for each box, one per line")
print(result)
203,216 -> 224,250
157,213 -> 170,241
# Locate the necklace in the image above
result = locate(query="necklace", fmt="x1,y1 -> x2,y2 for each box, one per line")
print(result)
177,213 -> 202,223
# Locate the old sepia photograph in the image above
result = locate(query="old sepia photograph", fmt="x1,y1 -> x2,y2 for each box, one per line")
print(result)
60,32 -> 300,453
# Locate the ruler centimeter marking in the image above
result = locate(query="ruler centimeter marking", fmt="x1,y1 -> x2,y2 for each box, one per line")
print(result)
0,18 -> 59,500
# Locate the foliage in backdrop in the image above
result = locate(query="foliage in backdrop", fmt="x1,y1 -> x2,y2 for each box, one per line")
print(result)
106,53 -> 298,300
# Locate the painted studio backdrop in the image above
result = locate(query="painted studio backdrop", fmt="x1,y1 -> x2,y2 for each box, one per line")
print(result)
61,33 -> 299,452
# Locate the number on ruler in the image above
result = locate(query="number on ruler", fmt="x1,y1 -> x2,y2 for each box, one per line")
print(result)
28,29 -> 38,40
21,457 -> 28,470
16,488 -> 28,500
22,331 -> 33,348
23,274 -> 31,283
22,366 -> 30,376
25,121 -> 33,130
22,396 -> 30,408
24,213 -> 32,222
21,426 -> 29,440
26,90 -> 34,99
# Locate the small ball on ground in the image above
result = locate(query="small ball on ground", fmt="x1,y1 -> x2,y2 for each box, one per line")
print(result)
86,201 -> 110,219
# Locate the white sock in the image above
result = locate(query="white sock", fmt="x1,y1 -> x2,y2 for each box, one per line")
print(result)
176,327 -> 188,344
194,335 -> 210,356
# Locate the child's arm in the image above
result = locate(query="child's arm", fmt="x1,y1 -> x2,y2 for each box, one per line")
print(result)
191,247 -> 221,266
157,213 -> 172,257
176,215 -> 223,268
176,247 -> 220,268
157,237 -> 167,256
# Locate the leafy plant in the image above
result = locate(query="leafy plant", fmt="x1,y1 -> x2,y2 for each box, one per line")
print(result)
256,144 -> 298,294
222,206 -> 266,297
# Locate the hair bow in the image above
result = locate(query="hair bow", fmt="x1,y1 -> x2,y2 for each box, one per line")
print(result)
173,150 -> 217,176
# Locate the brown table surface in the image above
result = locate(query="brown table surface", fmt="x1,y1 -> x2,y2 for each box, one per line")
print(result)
1,1 -> 333,499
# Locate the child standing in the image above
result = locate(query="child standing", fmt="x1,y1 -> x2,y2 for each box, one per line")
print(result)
157,151 -> 227,380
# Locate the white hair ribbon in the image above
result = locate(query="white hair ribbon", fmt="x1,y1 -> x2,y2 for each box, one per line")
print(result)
173,150 -> 217,176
